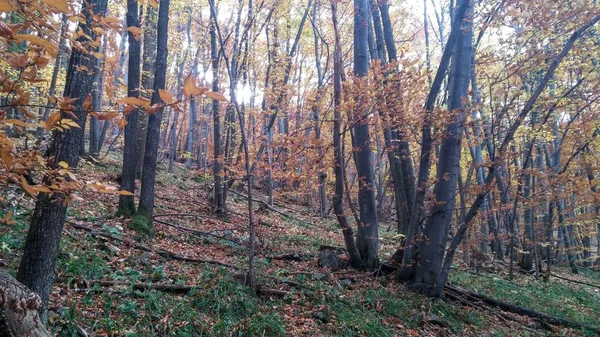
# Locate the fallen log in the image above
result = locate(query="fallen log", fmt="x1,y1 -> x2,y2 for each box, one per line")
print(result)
153,219 -> 241,245
56,278 -> 289,297
549,273 -> 600,290
66,220 -> 240,270
445,284 -> 600,335
0,270 -> 51,337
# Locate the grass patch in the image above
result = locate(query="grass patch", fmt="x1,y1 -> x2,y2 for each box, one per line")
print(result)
451,271 -> 600,328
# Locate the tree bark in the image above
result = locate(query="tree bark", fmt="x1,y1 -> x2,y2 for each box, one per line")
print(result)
353,0 -> 379,270
0,270 -> 51,337
118,0 -> 142,217
137,0 -> 170,234
17,0 -> 108,321
331,0 -> 363,269
136,4 -> 157,174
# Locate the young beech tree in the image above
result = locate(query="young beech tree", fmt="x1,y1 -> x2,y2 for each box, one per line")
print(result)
17,0 -> 108,320
136,0 -> 170,235
118,0 -> 142,217
352,0 -> 380,271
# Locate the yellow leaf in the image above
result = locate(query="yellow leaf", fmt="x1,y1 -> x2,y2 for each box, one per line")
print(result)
58,161 -> 69,168
14,34 -> 58,57
6,119 -> 32,127
205,91 -> 228,102
118,190 -> 134,196
182,75 -> 197,97
159,89 -> 173,103
126,26 -> 142,41
40,0 -> 69,12
148,0 -> 158,8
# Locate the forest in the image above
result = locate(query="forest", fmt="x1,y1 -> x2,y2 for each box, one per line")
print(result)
1,0 -> 600,335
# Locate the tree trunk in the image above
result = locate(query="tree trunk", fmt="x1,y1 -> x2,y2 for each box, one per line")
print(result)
353,0 -> 379,270
35,14 -> 68,144
17,0 -> 108,322
412,0 -> 473,296
331,1 -> 362,269
118,0 -> 142,217
210,8 -> 224,213
137,0 -> 170,235
136,4 -> 157,174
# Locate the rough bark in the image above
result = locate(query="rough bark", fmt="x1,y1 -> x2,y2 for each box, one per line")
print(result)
0,270 -> 51,337
17,0 -> 108,322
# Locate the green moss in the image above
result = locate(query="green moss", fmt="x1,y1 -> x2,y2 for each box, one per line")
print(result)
129,212 -> 154,237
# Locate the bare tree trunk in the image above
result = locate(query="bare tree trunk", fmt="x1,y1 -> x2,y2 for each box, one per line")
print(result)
17,0 -> 108,321
353,0 -> 379,270
136,4 -> 157,174
412,0 -> 473,296
210,5 -> 224,213
118,0 -> 142,217
331,1 -> 362,268
137,0 -> 170,235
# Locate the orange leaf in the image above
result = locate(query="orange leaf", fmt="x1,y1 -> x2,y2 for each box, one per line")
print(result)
0,0 -> 16,11
182,75 -> 197,97
205,91 -> 227,102
159,89 -> 173,103
117,118 -> 128,129
118,190 -> 134,196
126,26 -> 142,41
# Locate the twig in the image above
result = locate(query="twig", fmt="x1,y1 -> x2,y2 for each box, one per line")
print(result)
153,218 -> 242,245
65,220 -> 240,270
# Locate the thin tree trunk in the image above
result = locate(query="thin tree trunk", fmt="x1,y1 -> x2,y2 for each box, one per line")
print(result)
331,0 -> 362,269
118,0 -> 142,217
137,0 -> 170,235
136,4 -> 157,174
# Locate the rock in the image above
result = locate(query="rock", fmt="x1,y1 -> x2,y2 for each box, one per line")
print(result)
312,273 -> 327,281
423,314 -> 450,328
312,311 -> 330,323
339,279 -> 353,287
318,249 -> 340,270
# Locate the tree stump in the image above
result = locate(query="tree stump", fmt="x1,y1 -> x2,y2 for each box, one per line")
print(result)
0,270 -> 51,337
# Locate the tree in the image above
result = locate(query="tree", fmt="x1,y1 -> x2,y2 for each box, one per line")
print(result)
352,0 -> 380,270
118,0 -> 142,217
17,0 -> 108,320
136,0 -> 170,235
411,0 -> 473,296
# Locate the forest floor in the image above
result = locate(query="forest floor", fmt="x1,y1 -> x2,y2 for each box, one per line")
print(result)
1,154 -> 600,336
